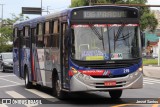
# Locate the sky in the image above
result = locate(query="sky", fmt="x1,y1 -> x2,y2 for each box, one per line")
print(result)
0,0 -> 71,19
0,0 -> 159,19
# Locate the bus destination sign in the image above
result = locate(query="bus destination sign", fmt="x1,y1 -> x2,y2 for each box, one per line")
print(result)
83,11 -> 127,19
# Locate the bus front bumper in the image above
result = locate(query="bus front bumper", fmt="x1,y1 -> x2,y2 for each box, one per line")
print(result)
70,70 -> 143,92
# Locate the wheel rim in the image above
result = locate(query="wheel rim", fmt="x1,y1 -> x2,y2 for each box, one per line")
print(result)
56,80 -> 61,96
1,65 -> 3,71
25,72 -> 28,85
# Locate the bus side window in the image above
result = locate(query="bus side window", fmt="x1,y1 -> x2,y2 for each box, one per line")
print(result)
44,21 -> 51,47
31,28 -> 36,44
13,28 -> 19,48
19,30 -> 25,48
36,23 -> 44,47
51,20 -> 59,48
24,26 -> 30,48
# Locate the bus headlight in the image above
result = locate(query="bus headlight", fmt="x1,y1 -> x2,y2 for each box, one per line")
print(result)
71,67 -> 78,75
138,67 -> 143,72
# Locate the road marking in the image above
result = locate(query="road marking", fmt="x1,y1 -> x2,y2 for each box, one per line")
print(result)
144,78 -> 160,82
0,75 -> 15,78
144,79 -> 160,83
25,89 -> 55,98
6,91 -> 26,98
6,91 -> 38,107
0,104 -> 8,107
111,104 -> 132,107
0,84 -> 21,88
112,104 -> 159,107
0,78 -> 21,85
144,79 -> 160,84
143,81 -> 154,84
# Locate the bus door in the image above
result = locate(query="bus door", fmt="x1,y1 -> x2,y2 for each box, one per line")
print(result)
13,28 -> 21,77
60,22 -> 69,89
31,28 -> 37,81
18,30 -> 23,78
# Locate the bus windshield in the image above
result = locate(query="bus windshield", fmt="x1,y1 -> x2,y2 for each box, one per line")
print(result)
71,24 -> 141,61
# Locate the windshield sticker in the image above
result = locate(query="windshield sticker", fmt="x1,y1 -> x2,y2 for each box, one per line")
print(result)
73,24 -> 138,28
72,25 -> 89,28
81,50 -> 104,58
108,24 -> 122,27
86,56 -> 104,60
72,24 -> 107,28
111,53 -> 123,60
104,53 -> 110,60
93,24 -> 107,27
108,24 -> 139,27
125,24 -> 139,26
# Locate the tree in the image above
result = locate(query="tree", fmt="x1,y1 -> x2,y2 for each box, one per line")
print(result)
70,0 -> 88,7
0,13 -> 29,52
70,0 -> 158,32
0,13 -> 29,40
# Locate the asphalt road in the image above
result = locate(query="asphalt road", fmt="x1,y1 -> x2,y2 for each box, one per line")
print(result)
0,71 -> 160,107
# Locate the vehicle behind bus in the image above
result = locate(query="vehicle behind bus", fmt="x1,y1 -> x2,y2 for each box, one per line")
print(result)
13,6 -> 143,99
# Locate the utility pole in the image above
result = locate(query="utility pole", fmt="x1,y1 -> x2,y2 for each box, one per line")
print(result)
41,0 -> 42,15
0,4 -> 4,28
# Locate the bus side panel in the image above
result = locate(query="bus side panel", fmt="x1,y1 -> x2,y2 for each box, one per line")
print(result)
35,48 -> 45,85
44,48 -> 60,88
13,48 -> 25,78
44,48 -> 52,87
20,48 -> 25,79
23,48 -> 32,81
13,48 -> 20,77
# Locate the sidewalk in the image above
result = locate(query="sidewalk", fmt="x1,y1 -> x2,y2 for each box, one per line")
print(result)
143,65 -> 160,79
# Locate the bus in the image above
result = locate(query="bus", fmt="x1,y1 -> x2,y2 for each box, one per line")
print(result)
13,5 -> 143,99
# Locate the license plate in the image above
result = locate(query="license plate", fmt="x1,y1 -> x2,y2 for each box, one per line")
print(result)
104,81 -> 116,86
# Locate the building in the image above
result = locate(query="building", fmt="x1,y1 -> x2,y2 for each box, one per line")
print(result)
143,10 -> 160,57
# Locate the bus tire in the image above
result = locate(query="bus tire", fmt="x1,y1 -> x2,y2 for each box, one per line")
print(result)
24,67 -> 33,89
52,75 -> 67,99
109,90 -> 122,99
1,65 -> 5,72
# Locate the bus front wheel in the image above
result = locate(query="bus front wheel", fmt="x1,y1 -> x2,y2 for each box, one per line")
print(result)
24,67 -> 33,89
52,75 -> 67,99
109,90 -> 122,99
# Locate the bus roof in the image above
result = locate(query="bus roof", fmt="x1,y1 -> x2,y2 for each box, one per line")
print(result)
13,5 -> 138,29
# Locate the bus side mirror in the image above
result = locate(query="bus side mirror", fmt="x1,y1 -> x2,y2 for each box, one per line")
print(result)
141,32 -> 145,47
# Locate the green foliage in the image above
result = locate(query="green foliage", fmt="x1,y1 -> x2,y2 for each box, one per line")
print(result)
140,12 -> 158,32
0,13 -> 29,52
70,0 -> 88,7
143,58 -> 158,65
0,26 -> 13,41
70,0 -> 158,32
0,45 -> 13,53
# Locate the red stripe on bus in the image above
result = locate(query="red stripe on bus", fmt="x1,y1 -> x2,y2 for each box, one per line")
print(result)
32,55 -> 36,81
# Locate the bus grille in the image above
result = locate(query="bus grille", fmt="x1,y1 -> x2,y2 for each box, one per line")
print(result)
72,59 -> 141,69
91,74 -> 128,78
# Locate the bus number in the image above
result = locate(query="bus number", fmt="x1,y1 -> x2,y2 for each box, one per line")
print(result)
124,69 -> 130,73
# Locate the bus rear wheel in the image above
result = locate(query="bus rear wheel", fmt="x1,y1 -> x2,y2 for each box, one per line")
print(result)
109,90 -> 122,99
52,75 -> 67,99
24,67 -> 33,89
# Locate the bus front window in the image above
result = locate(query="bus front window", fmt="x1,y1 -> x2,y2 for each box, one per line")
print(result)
72,24 -> 141,61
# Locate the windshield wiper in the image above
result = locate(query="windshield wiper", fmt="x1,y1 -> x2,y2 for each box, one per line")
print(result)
113,23 -> 125,51
114,24 -> 125,41
117,32 -> 132,41
89,25 -> 105,50
90,26 -> 103,40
